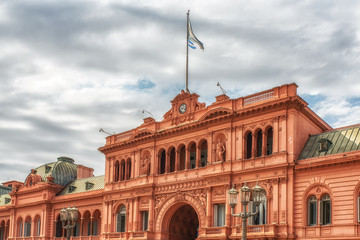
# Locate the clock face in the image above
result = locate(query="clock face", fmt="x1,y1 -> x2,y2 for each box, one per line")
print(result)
179,103 -> 187,114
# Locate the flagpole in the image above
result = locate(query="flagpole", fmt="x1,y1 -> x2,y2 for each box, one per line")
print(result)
185,10 -> 190,93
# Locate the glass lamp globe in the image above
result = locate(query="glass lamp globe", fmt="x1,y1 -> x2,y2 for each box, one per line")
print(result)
252,181 -> 263,206
241,182 -> 251,205
60,208 -> 68,221
228,185 -> 239,208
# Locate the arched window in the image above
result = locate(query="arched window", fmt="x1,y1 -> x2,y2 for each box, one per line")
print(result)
120,160 -> 125,181
250,190 -> 267,225
126,159 -> 131,180
308,196 -> 317,226
116,206 -> 126,232
34,216 -> 41,236
92,210 -> 101,236
179,145 -> 186,171
256,130 -> 263,157
24,217 -> 31,237
114,161 -> 120,182
169,148 -> 175,172
320,194 -> 331,225
159,149 -> 166,174
72,212 -> 81,237
189,143 -> 196,169
200,140 -> 208,167
82,211 -> 91,236
246,132 -> 253,159
55,215 -> 63,237
266,127 -> 273,155
18,218 -> 23,237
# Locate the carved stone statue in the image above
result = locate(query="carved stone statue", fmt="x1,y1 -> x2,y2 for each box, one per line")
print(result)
140,156 -> 150,175
216,140 -> 226,162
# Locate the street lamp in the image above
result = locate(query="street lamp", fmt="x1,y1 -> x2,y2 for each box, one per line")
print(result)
228,182 -> 264,240
60,206 -> 79,240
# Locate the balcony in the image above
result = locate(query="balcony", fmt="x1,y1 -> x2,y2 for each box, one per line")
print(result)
230,224 -> 278,239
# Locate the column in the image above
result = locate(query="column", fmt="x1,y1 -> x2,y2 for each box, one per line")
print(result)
165,152 -> 170,173
90,217 -> 93,236
80,218 -> 84,236
262,131 -> 266,156
272,179 -> 279,224
196,146 -> 201,168
133,197 -> 139,231
185,148 -> 190,169
236,126 -> 244,159
149,195 -> 155,232
108,157 -> 113,183
231,126 -> 236,161
175,150 -> 180,172
206,187 -> 212,227
273,117 -> 279,153
225,185 -> 231,226
251,132 -> 256,158
280,115 -> 287,152
208,134 -> 213,164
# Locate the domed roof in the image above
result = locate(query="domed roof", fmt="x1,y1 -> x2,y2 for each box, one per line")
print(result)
30,156 -> 77,186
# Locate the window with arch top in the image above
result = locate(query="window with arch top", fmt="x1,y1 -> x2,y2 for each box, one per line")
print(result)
308,195 -> 317,226
320,194 -> 331,225
245,132 -> 252,159
116,205 -> 126,232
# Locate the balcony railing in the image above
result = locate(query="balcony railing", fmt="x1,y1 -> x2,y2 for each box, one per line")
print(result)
244,90 -> 274,106
231,224 -> 278,239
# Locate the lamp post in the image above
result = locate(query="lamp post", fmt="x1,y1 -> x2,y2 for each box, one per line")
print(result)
228,182 -> 264,240
60,206 -> 79,240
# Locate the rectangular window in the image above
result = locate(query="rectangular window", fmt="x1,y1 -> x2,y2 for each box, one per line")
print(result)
141,211 -> 149,231
116,214 -> 120,232
213,204 -> 225,227
323,200 -> 331,225
308,201 -> 317,225
87,222 -> 91,236
19,222 -> 23,237
92,221 -> 98,236
37,219 -> 41,236
26,222 -> 31,237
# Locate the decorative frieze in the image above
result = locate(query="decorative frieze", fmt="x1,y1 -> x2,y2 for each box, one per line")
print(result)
154,180 -> 206,193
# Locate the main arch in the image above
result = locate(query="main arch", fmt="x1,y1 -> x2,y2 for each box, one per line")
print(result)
154,192 -> 206,240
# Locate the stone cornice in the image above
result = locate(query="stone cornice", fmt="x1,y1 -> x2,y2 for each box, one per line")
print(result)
10,182 -> 63,197
295,153 -> 360,171
98,96 -> 308,154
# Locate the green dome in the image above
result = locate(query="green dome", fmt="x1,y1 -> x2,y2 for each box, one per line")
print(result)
30,156 -> 77,186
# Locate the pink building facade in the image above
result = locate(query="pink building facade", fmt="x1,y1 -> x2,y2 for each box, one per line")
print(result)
1,83 -> 360,240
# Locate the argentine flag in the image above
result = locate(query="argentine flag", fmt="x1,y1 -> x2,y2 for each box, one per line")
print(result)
187,18 -> 204,50
188,40 -> 197,49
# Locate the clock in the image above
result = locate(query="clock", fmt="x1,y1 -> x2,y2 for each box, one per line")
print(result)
179,103 -> 187,114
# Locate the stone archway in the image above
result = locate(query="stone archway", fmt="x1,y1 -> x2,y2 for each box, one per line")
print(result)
154,192 -> 206,240
168,204 -> 199,240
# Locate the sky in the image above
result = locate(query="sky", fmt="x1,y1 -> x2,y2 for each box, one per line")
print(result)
0,0 -> 360,183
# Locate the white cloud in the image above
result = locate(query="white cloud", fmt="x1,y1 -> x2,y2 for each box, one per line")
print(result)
0,0 -> 359,183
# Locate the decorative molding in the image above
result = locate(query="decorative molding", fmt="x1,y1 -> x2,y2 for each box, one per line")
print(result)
154,180 -> 206,193
206,177 -> 230,185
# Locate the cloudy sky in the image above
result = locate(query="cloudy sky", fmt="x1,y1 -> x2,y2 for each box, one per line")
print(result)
1,0 -> 360,183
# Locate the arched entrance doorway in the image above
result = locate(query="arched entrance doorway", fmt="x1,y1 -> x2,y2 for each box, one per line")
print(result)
168,204 -> 199,240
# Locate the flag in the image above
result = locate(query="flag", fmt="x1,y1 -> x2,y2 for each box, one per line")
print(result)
187,18 -> 204,50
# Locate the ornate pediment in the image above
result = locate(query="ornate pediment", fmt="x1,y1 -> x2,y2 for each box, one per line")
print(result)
130,128 -> 154,140
199,107 -> 233,121
163,90 -> 205,125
